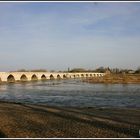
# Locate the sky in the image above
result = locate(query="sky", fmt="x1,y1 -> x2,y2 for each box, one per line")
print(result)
0,2 -> 140,71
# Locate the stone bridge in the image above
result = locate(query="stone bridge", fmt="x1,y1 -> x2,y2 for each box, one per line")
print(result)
0,72 -> 105,83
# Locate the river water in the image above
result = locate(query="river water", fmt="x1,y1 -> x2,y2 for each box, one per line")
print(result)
0,79 -> 139,108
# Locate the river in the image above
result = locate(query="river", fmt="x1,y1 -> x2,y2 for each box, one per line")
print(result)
0,79 -> 140,108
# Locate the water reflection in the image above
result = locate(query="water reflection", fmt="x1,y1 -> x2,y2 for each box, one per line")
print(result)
0,79 -> 140,108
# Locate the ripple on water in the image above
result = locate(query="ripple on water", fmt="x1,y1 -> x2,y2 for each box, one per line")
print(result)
0,80 -> 140,107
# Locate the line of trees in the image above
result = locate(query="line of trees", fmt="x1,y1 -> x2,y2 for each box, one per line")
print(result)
12,69 -> 48,72
68,67 -> 140,74
12,67 -> 140,74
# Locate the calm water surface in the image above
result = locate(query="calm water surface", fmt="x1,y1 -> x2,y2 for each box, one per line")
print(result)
0,79 -> 140,108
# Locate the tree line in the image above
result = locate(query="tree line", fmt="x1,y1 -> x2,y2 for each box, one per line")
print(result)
68,67 -> 140,74
12,67 -> 140,74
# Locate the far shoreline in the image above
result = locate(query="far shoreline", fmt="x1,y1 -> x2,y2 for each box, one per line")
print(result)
83,73 -> 140,84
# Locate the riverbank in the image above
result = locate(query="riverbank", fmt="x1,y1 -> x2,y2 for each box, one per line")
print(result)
83,74 -> 140,84
0,101 -> 139,138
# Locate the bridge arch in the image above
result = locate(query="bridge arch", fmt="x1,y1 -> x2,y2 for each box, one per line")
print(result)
0,77 -> 2,83
86,74 -> 88,77
63,74 -> 67,79
41,74 -> 46,80
7,74 -> 15,83
31,74 -> 38,81
20,74 -> 28,82
57,74 -> 61,80
50,74 -> 54,80
81,74 -> 84,77
90,74 -> 92,77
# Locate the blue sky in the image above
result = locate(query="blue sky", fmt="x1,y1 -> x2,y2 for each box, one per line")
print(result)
0,2 -> 140,71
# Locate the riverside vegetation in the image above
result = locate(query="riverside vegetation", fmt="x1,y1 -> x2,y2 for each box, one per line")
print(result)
83,73 -> 140,84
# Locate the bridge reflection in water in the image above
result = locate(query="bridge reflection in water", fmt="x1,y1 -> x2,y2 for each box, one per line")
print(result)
0,72 -> 105,83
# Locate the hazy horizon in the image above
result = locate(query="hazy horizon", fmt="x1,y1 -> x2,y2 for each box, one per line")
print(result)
0,2 -> 140,71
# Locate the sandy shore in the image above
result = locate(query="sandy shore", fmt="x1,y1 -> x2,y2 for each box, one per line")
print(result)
0,101 -> 139,138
